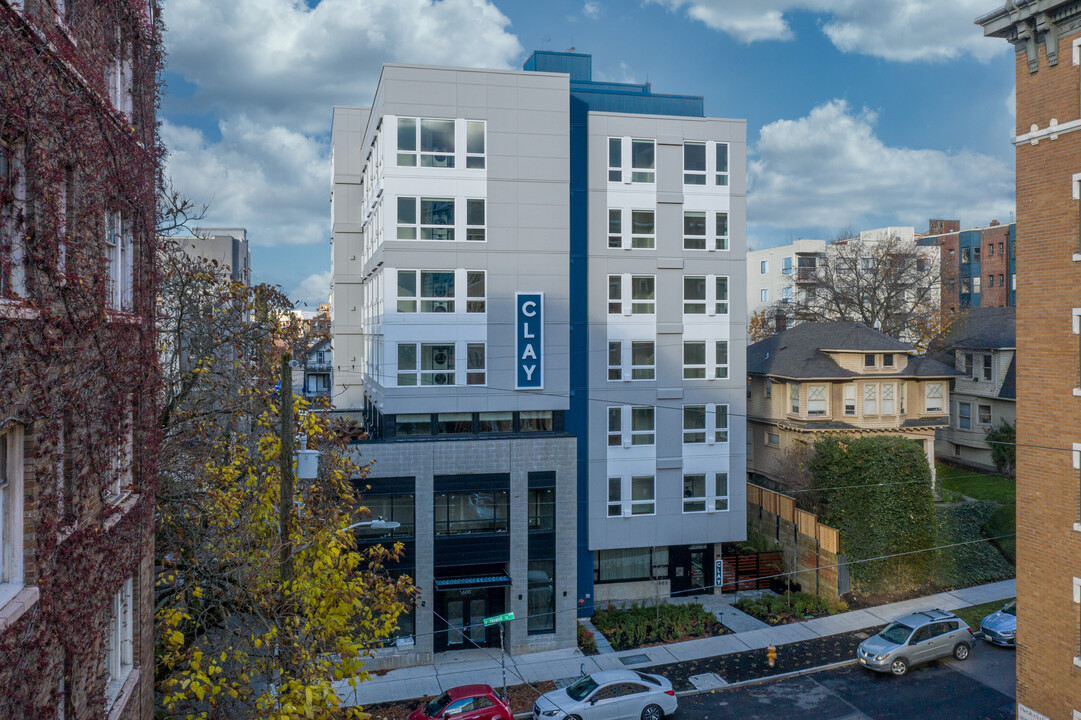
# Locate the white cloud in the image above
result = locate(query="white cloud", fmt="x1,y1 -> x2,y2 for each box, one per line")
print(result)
291,270 -> 333,307
1006,86 -> 1016,117
748,100 -> 1014,235
582,2 -> 600,19
651,1 -> 1005,62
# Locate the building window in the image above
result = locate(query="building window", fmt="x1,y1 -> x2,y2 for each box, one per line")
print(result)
608,341 -> 622,380
714,473 -> 729,511
0,424 -> 24,603
715,277 -> 729,315
978,404 -> 992,425
0,142 -> 26,299
466,199 -> 485,241
107,404 -> 133,501
807,384 -> 827,416
608,275 -> 622,314
863,384 -> 877,415
715,142 -> 729,186
418,271 -> 454,312
397,197 -> 455,240
357,494 -> 415,539
973,276 -> 981,294
961,247 -> 970,263
395,413 -> 432,436
982,354 -> 992,381
925,382 -> 944,412
630,341 -> 655,380
608,137 -> 622,182
104,577 -> 134,706
760,260 -> 769,274
766,432 -> 780,447
683,406 -> 705,444
760,288 -> 769,303
630,210 -> 655,249
631,276 -> 655,314
630,476 -> 655,514
715,341 -> 729,379
684,211 -> 706,250
715,405 -> 728,442
466,271 -> 485,313
420,118 -> 455,167
396,270 -> 417,312
397,344 -> 417,386
684,276 -> 706,314
607,477 -> 621,516
782,286 -> 793,304
527,560 -> 555,635
782,257 -> 792,275
630,139 -> 655,183
420,343 -> 455,386
765,381 -> 772,399
716,212 -> 728,250
790,383 -> 800,413
881,383 -> 895,415
397,117 -> 417,165
478,412 -> 512,433
434,491 -> 509,534
466,343 -> 485,385
608,209 -> 622,248
988,274 -> 994,288
528,488 -> 555,531
519,411 -> 553,432
466,120 -> 485,169
594,547 -> 667,582
684,341 -> 706,379
631,407 -> 655,446
883,353 -> 894,368
999,273 -> 1004,287
958,402 -> 971,430
684,142 -> 706,185
104,210 -> 133,311
842,385 -> 855,415
864,353 -> 876,368
973,246 -> 981,263
683,474 -> 707,513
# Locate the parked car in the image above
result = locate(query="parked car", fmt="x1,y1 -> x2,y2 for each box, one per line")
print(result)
979,600 -> 1017,646
410,685 -> 512,720
533,670 -> 677,720
856,609 -> 975,677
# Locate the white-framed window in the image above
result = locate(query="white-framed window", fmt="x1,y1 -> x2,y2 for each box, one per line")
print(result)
864,353 -> 876,368
608,209 -> 622,248
104,577 -> 134,707
0,141 -> 27,300
716,212 -> 728,250
760,260 -> 770,274
396,270 -> 418,312
684,276 -> 706,314
972,276 -> 981,294
958,402 -> 971,430
397,197 -> 455,240
607,477 -> 622,516
107,403 -> 133,502
607,275 -> 655,315
683,406 -> 706,444
715,405 -> 728,442
466,199 -> 485,241
782,286 -> 793,304
715,277 -> 729,314
104,210 -> 133,311
982,354 -> 993,382
466,343 -> 486,385
397,343 -> 455,386
863,384 -> 877,415
630,475 -> 655,514
881,383 -> 895,415
782,257 -> 793,275
925,382 -> 944,413
790,383 -> 800,414
396,117 -> 455,168
607,408 -> 622,447
465,120 -> 486,169
630,341 -> 655,380
419,271 -> 455,312
607,137 -> 622,182
684,141 -> 706,185
396,117 -> 417,166
844,384 -> 855,416
760,288 -> 769,303
715,341 -> 729,379
682,474 -> 708,513
683,211 -> 706,250
0,424 -> 25,605
684,341 -> 706,379
608,341 -> 622,380
608,275 -> 621,314
631,406 -> 655,446
630,139 -> 655,183
630,210 -> 655,249
807,384 -> 827,416
766,431 -> 780,447
608,406 -> 655,447
883,353 -> 894,368
714,472 -> 729,510
466,270 -> 485,313
715,143 -> 729,186
978,404 -> 992,425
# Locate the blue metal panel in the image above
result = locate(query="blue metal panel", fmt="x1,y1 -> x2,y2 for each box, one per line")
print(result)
524,51 -> 592,82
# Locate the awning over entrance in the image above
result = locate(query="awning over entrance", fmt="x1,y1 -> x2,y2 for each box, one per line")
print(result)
434,574 -> 512,590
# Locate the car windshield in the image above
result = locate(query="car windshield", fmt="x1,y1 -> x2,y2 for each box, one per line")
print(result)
424,692 -> 451,717
1002,600 -> 1016,616
566,676 -> 599,701
879,622 -> 914,645
635,671 -> 660,686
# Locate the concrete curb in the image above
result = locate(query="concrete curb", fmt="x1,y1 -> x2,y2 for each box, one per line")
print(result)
674,659 -> 859,698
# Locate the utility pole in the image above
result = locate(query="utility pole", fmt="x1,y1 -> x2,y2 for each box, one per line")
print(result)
279,354 -> 294,585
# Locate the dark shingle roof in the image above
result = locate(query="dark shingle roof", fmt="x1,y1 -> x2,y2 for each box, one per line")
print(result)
943,307 -> 1015,349
998,356 -> 1016,400
748,321 -> 959,379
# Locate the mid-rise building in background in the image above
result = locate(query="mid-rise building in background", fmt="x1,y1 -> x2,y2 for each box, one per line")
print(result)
185,226 -> 251,285
979,2 -> 1081,716
330,51 -> 747,665
920,219 -> 1015,314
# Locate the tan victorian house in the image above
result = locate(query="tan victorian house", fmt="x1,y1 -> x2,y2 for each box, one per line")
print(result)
746,322 -> 960,488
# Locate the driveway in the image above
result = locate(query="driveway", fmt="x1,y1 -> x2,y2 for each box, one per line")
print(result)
677,642 -> 1015,720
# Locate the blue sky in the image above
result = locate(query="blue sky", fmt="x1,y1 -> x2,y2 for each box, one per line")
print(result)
160,0 -> 1016,306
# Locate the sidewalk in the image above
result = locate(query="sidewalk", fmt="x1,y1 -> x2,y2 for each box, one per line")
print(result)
339,579 -> 1015,707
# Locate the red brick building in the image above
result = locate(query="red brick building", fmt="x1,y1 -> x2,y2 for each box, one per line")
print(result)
922,218 -> 1016,315
979,2 -> 1081,717
0,1 -> 159,718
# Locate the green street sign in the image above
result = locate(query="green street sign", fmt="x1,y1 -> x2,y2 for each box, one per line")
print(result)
483,612 -> 514,626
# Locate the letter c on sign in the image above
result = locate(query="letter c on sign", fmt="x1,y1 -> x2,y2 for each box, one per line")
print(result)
522,301 -> 537,317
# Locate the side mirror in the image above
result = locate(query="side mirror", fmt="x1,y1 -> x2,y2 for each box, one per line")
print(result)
589,699 -> 597,706
909,638 -> 920,645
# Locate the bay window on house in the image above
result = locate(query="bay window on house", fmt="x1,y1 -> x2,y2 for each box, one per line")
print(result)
863,384 -> 877,415
844,385 -> 856,416
925,382 -> 944,413
881,384 -> 895,415
790,383 -> 799,413
807,385 -> 827,416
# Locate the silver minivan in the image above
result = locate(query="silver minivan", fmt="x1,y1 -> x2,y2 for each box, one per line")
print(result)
857,609 -> 975,676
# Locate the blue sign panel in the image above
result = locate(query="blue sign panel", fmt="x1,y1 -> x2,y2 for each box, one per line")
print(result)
516,293 -> 543,389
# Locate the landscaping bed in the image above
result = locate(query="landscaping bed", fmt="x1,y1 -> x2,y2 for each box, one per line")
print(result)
591,602 -> 728,651
362,681 -> 556,720
733,592 -> 848,626
636,626 -> 883,691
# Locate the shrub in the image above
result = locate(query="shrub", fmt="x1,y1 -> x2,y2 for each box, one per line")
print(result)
733,592 -> 848,625
576,622 -> 598,655
984,503 -> 1016,565
985,421 -> 1016,476
591,603 -> 721,651
932,502 -> 1014,588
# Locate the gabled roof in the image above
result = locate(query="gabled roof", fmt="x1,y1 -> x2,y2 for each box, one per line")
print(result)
943,307 -> 1015,350
748,321 -> 957,379
306,337 -> 331,356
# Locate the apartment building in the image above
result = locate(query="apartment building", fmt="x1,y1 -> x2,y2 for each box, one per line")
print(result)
302,337 -> 333,399
979,3 -> 1081,717
184,226 -> 251,285
746,238 -> 826,316
746,322 -> 957,488
0,1 -> 158,717
330,52 -> 746,663
920,219 -> 1016,314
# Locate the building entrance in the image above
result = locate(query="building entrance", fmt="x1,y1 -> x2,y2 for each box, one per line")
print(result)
670,544 -> 713,596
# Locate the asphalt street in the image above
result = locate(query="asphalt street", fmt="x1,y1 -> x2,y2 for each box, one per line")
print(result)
676,641 -> 1016,720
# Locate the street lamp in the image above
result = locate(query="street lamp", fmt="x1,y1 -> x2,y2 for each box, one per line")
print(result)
343,519 -> 401,532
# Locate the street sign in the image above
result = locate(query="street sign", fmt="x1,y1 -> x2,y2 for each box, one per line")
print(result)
483,612 -> 515,626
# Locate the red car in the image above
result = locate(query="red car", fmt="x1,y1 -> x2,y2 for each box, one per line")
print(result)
409,685 -> 512,720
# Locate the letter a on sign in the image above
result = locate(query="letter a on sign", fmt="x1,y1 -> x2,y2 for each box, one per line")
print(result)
516,293 -> 543,389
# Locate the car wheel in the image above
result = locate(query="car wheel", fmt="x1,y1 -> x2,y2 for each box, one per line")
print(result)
953,643 -> 970,661
567,715 -> 582,720
890,658 -> 909,677
641,705 -> 664,720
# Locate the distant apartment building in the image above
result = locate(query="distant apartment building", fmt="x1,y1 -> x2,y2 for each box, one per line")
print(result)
920,219 -> 1015,314
302,337 -> 333,399
933,307 -> 1015,471
330,51 -> 747,664
979,3 -> 1081,717
747,238 -> 826,317
185,226 -> 251,285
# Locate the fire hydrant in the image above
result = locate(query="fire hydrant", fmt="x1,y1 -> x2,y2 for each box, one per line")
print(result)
766,644 -> 777,668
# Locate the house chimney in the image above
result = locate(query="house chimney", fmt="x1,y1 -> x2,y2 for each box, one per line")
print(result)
774,314 -> 787,333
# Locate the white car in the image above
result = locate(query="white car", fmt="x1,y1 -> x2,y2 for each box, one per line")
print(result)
533,670 -> 677,720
